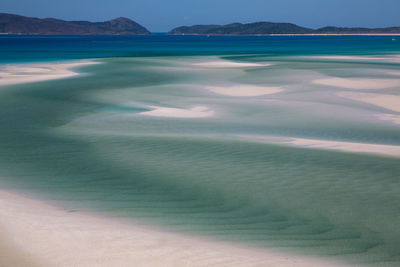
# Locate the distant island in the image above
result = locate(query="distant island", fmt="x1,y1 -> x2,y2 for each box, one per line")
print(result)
169,22 -> 400,35
2,13 -> 400,36
0,13 -> 150,35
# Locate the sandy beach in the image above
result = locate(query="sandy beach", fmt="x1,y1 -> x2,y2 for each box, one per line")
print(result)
0,189 -> 348,267
206,85 -> 283,96
0,61 -> 97,87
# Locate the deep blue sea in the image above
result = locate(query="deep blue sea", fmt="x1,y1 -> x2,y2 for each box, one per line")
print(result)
1,34 -> 400,63
1,35 -> 400,266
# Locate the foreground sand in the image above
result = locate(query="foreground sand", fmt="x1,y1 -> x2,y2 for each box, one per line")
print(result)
0,61 -> 97,87
0,189 -> 347,267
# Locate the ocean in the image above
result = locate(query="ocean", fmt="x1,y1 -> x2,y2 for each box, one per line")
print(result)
0,34 -> 400,266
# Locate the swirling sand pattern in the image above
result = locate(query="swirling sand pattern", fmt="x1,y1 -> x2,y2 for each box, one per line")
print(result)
0,51 -> 400,266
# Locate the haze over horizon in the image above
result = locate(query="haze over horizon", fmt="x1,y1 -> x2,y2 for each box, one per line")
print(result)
1,0 -> 400,32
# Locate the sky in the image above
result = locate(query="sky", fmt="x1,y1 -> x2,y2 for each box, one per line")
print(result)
1,0 -> 400,32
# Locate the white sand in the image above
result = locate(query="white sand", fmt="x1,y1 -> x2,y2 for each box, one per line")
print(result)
0,228 -> 44,267
192,61 -> 269,68
206,85 -> 283,96
387,71 -> 400,76
139,106 -> 214,118
0,189 -> 347,267
312,56 -> 386,61
0,61 -> 97,87
378,114 -> 400,124
234,135 -> 400,158
287,138 -> 400,158
311,55 -> 400,63
338,92 -> 400,112
313,77 -> 399,89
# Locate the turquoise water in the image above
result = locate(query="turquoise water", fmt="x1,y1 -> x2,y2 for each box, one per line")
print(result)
0,35 -> 400,265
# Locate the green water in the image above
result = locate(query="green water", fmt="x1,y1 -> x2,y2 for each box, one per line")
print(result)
1,36 -> 400,265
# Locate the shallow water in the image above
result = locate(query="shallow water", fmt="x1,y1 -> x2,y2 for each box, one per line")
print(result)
0,35 -> 400,266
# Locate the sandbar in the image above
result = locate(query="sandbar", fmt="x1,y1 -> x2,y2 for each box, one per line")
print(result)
287,138 -> 400,158
0,61 -> 97,87
311,55 -> 400,63
206,85 -> 283,96
192,61 -> 269,68
313,77 -> 399,89
387,71 -> 400,76
338,92 -> 400,112
234,135 -> 400,158
139,105 -> 214,118
378,114 -> 400,124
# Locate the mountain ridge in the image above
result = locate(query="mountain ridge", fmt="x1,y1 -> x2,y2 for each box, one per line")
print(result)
169,22 -> 400,35
0,13 -> 150,35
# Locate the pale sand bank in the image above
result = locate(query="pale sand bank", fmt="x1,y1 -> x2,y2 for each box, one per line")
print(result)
206,85 -> 283,96
378,114 -> 400,124
139,105 -> 214,118
338,92 -> 400,112
287,138 -> 400,158
313,56 -> 386,61
192,61 -> 269,68
0,61 -> 97,87
387,71 -> 400,76
0,189 -> 347,267
234,135 -> 400,158
311,55 -> 400,63
313,77 -> 399,89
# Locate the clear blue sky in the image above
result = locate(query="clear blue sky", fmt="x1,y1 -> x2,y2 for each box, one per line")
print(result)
1,0 -> 399,32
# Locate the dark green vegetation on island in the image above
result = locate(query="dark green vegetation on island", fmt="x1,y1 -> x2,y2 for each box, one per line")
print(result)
169,22 -> 400,35
0,13 -> 150,35
2,12 -> 400,36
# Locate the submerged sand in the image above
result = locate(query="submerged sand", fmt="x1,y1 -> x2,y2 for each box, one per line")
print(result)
206,85 -> 283,96
313,77 -> 399,89
338,92 -> 400,113
234,135 -> 400,158
192,61 -> 269,68
0,189 -> 347,267
311,55 -> 400,63
312,56 -> 386,61
0,61 -> 97,87
139,106 -> 214,118
379,114 -> 400,124
387,71 -> 400,76
287,138 -> 400,158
